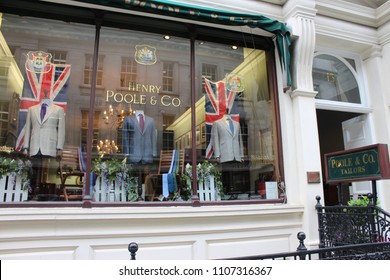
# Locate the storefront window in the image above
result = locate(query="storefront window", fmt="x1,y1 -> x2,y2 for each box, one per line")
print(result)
0,10 -> 284,204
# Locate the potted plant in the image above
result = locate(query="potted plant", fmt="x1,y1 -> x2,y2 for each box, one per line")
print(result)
182,160 -> 223,201
0,156 -> 32,192
91,155 -> 137,201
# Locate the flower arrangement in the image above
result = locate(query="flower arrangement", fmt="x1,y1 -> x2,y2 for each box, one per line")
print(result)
182,160 -> 224,197
0,157 -> 32,191
91,155 -> 138,201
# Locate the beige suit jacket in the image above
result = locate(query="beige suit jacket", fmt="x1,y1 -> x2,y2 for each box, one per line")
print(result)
23,103 -> 65,157
211,117 -> 243,163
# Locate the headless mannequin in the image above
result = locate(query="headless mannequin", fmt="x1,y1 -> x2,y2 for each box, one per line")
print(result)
214,109 -> 244,163
22,96 -> 63,159
22,91 -> 65,190
123,109 -> 157,200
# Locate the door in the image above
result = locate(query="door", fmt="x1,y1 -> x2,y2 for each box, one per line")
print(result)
342,114 -> 372,197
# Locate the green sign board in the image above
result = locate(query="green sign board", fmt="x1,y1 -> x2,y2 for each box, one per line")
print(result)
325,144 -> 390,184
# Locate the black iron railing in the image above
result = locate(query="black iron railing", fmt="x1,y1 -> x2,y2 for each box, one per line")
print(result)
315,194 -> 390,247
128,232 -> 390,260
222,232 -> 390,260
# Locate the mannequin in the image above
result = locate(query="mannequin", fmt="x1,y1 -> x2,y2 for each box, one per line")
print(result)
122,110 -> 157,163
211,110 -> 243,163
22,94 -> 65,158
122,109 -> 157,200
22,91 -> 65,189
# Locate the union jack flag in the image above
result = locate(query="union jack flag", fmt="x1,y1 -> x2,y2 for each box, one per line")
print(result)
204,78 -> 240,159
15,51 -> 71,151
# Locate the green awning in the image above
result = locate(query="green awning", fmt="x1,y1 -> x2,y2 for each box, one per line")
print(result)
75,0 -> 291,86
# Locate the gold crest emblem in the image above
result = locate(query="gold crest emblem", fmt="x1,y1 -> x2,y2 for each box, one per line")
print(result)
135,45 -> 157,65
226,73 -> 244,93
25,51 -> 53,74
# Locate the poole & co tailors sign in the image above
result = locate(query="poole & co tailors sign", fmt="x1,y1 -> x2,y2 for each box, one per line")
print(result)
324,144 -> 390,184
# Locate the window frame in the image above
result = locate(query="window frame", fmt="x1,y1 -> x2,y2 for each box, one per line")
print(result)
0,1 -> 285,207
313,52 -> 370,113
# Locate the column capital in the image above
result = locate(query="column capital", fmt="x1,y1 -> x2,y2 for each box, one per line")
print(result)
290,89 -> 318,99
362,45 -> 383,61
281,2 -> 317,93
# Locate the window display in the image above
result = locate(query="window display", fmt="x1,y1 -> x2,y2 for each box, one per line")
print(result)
0,12 -> 284,205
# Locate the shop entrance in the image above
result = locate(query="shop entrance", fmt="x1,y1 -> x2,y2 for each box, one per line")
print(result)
316,109 -> 372,205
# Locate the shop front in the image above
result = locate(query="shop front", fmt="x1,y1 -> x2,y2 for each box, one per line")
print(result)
0,0 -> 332,259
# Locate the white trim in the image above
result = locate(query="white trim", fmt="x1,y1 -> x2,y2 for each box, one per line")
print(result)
315,99 -> 372,113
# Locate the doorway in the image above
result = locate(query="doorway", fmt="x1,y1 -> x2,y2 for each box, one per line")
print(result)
316,109 -> 361,205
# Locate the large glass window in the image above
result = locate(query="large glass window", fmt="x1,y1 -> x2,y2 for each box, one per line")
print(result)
0,10 -> 283,205
189,43 -> 281,201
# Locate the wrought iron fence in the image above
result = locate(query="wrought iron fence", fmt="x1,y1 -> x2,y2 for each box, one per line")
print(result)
128,232 -> 390,260
315,194 -> 390,247
221,232 -> 390,260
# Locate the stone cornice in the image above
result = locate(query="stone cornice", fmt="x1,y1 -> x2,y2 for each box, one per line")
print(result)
316,0 -> 390,28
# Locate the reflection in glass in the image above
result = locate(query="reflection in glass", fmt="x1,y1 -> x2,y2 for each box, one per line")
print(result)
313,54 -> 361,104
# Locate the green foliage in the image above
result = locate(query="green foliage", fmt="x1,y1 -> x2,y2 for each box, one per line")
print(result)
0,157 -> 32,190
92,156 -> 138,201
347,195 -> 370,207
183,160 -> 224,198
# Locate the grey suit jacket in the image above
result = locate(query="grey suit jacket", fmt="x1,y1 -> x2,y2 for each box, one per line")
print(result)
23,103 -> 65,157
122,114 -> 157,163
211,117 -> 243,163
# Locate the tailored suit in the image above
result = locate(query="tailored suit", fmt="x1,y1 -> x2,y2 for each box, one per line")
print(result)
211,116 -> 243,163
122,114 -> 157,163
23,102 -> 65,157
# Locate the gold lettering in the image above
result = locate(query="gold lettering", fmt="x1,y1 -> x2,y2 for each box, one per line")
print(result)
355,157 -> 361,165
150,96 -> 157,105
123,93 -> 133,103
161,95 -> 171,106
106,90 -> 115,102
140,95 -> 146,104
171,97 -> 181,107
331,158 -> 353,168
128,82 -> 135,91
363,154 -> 375,164
142,84 -> 148,92
113,93 -> 123,103
155,85 -> 161,93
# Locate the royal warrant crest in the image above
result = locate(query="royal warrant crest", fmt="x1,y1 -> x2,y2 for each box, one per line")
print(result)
135,45 -> 157,65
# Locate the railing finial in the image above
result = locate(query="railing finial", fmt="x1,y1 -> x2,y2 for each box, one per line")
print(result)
128,242 -> 138,260
296,232 -> 307,251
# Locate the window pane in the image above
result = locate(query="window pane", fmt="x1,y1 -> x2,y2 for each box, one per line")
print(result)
313,54 -> 361,104
0,13 -> 94,203
96,26 -> 191,202
190,42 -> 280,200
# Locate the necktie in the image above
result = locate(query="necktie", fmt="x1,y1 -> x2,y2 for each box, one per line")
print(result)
228,118 -> 234,134
40,103 -> 47,121
139,114 -> 144,132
